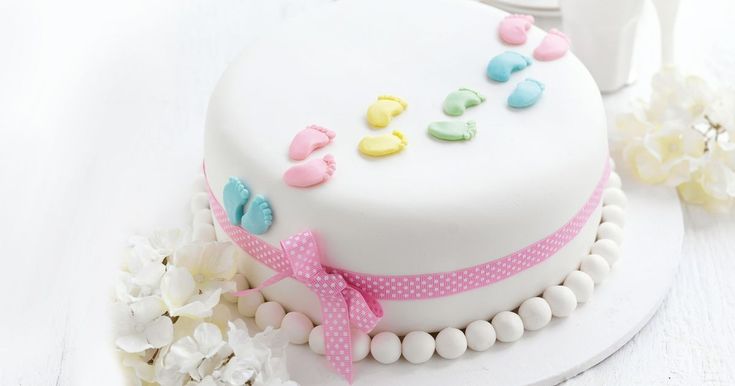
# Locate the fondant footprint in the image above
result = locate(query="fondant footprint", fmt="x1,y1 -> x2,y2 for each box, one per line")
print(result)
443,88 -> 486,117
241,195 -> 273,235
288,125 -> 336,161
486,51 -> 532,83
508,78 -> 545,109
359,130 -> 407,157
283,155 -> 336,188
533,29 -> 570,61
223,177 -> 250,225
428,120 -> 477,141
498,14 -> 535,45
366,95 -> 408,128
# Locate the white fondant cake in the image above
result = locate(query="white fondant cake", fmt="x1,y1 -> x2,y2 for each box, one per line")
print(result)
204,0 -> 610,337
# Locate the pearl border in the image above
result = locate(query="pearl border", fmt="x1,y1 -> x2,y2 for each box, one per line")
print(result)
189,161 -> 626,365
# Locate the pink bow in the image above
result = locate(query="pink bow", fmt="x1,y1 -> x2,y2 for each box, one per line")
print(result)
280,231 -> 383,383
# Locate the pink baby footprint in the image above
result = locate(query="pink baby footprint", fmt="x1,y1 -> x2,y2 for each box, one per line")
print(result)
283,154 -> 336,188
289,125 -> 336,160
533,29 -> 570,61
498,14 -> 535,45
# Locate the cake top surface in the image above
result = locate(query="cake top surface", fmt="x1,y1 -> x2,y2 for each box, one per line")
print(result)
205,0 -> 608,273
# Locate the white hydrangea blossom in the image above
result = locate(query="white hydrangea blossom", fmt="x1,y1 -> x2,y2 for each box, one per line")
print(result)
115,229 -> 295,385
172,242 -> 239,293
618,66 -> 735,211
114,297 -> 173,353
160,266 -> 222,319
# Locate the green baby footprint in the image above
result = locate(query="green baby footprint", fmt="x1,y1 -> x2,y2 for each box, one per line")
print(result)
443,88 -> 486,116
428,120 -> 477,141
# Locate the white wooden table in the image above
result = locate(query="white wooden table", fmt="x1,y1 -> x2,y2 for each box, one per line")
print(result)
0,0 -> 733,384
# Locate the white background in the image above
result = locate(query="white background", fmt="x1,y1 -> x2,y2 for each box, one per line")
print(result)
0,0 -> 733,385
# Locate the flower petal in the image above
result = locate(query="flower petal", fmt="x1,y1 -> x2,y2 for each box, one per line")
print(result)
145,316 -> 174,348
162,266 -> 198,309
193,323 -> 225,358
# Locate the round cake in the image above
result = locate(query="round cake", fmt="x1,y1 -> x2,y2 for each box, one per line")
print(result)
204,0 -> 610,337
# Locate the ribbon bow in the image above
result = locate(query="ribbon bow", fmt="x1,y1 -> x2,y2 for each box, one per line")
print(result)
234,231 -> 383,383
280,231 -> 383,383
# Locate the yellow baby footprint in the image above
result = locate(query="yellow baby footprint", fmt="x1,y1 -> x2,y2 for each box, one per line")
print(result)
366,95 -> 408,128
359,130 -> 407,157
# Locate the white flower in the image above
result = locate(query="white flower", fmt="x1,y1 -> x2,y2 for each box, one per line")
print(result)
223,320 -> 292,386
617,66 -> 735,212
115,297 -> 173,353
165,322 -> 231,380
116,260 -> 166,303
161,266 -> 222,318
129,229 -> 188,265
173,242 -> 238,293
155,344 -> 191,386
121,351 -> 156,385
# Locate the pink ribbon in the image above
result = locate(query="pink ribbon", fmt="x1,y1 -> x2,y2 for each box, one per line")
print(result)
205,159 -> 610,383
227,228 -> 382,383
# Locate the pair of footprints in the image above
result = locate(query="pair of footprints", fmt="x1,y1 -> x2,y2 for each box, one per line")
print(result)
487,52 -> 545,109
223,177 -> 273,235
499,14 -> 570,61
359,96 -> 410,157
283,125 -> 337,188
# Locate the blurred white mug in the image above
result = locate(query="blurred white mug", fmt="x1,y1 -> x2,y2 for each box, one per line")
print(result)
560,0 -> 679,93
560,0 -> 644,92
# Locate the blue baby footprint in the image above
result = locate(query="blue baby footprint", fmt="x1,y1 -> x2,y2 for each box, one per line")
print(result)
242,195 -> 273,235
486,51 -> 532,82
508,78 -> 545,108
223,177 -> 250,225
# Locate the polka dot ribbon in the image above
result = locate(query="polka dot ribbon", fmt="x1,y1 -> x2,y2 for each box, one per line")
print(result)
205,159 -> 610,382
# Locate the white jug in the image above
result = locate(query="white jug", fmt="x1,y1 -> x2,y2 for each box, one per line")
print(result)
560,0 -> 680,93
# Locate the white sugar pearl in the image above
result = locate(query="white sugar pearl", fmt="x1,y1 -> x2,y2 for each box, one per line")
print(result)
309,325 -> 325,355
590,239 -> 621,266
370,332 -> 402,364
190,192 -> 210,213
193,209 -> 214,225
435,327 -> 467,359
255,301 -> 285,329
237,290 -> 264,317
603,188 -> 627,208
606,172 -> 622,189
192,223 -> 216,242
518,297 -> 552,331
601,205 -> 625,227
597,222 -> 624,244
543,286 -> 577,317
491,311 -> 524,343
223,274 -> 250,303
564,271 -> 595,303
191,174 -> 207,193
465,320 -> 496,351
351,328 -> 371,362
402,331 -> 435,364
281,312 -> 314,345
580,254 -> 611,284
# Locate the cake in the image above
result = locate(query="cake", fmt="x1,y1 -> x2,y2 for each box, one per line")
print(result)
202,0 -> 625,381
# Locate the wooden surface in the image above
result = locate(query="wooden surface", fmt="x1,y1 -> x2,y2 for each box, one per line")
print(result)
0,0 -> 733,385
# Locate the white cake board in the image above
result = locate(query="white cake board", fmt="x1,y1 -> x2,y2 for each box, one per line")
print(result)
285,173 -> 684,386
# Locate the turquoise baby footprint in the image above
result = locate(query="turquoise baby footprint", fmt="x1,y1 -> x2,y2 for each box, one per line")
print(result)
428,120 -> 477,141
508,78 -> 545,108
223,177 -> 250,225
242,195 -> 273,235
486,51 -> 532,82
443,88 -> 486,116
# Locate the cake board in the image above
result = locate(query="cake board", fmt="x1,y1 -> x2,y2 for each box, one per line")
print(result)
284,172 -> 684,386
